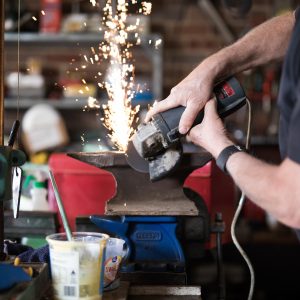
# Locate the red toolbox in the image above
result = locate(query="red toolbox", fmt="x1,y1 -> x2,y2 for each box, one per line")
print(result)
48,153 -> 115,231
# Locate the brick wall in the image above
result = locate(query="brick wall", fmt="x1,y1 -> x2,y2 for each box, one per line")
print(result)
150,0 -> 300,97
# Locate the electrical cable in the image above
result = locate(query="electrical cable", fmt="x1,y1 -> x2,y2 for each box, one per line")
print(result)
230,98 -> 255,300
17,0 -> 20,122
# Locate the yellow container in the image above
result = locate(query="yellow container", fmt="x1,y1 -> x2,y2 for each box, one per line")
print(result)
46,232 -> 109,300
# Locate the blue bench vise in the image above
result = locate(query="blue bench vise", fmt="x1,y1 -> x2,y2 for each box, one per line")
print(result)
91,215 -> 185,272
90,214 -> 210,284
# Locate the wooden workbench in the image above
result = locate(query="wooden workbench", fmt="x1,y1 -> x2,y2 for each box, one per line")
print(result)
104,281 -> 202,300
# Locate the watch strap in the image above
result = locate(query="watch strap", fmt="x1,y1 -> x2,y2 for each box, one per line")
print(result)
216,145 -> 243,174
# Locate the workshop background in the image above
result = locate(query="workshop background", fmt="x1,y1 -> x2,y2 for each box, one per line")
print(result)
3,0 -> 300,299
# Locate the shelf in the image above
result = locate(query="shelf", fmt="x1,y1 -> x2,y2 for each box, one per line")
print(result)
4,98 -> 153,109
4,32 -> 162,45
5,98 -> 91,109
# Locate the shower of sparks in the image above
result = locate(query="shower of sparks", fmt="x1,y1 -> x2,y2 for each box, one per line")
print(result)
97,0 -> 152,151
71,1 -> 155,151
88,97 -> 101,109
81,134 -> 85,145
141,2 -> 152,15
155,38 -> 162,48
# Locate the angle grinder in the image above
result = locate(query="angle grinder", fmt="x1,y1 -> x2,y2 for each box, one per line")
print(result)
126,77 -> 246,181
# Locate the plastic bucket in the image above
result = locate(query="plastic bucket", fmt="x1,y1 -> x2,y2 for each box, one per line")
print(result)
46,232 -> 109,300
103,237 -> 128,291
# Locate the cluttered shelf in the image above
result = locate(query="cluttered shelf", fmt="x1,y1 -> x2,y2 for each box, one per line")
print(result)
4,32 -> 163,107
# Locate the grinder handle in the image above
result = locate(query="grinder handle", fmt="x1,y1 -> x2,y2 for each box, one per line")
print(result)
158,77 -> 246,141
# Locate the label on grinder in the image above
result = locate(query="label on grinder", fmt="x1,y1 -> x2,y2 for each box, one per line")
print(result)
216,82 -> 235,100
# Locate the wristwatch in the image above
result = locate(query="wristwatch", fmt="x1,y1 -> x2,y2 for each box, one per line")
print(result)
216,145 -> 243,174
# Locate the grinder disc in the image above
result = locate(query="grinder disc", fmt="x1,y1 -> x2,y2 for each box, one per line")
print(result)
126,139 -> 149,173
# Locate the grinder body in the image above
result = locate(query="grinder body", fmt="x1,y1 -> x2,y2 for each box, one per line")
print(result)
128,77 -> 246,181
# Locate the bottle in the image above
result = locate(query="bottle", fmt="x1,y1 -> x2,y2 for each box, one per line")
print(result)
40,0 -> 62,33
31,181 -> 49,211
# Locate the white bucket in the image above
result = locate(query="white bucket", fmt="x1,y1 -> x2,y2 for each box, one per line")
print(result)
46,232 -> 109,300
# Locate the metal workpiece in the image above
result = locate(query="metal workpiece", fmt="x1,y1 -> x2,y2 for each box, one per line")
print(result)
68,150 -> 212,216
68,151 -> 130,168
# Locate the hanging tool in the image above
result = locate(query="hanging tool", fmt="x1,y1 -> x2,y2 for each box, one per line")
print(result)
0,120 -> 26,231
126,77 -> 247,181
8,120 -> 24,219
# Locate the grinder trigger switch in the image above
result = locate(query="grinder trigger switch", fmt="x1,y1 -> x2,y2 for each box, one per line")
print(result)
126,76 -> 247,181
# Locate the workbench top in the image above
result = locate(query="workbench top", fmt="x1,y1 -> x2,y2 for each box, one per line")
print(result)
104,282 -> 202,300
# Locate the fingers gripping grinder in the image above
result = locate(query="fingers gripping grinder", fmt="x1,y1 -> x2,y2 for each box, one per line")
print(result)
126,77 -> 246,181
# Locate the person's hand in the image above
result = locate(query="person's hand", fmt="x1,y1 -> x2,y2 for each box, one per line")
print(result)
145,59 -> 218,134
187,99 -> 233,158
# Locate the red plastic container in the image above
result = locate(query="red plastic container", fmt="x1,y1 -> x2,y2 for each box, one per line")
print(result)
184,161 -> 236,247
48,153 -> 115,231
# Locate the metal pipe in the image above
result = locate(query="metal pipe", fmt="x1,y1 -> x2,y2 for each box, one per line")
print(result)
0,0 -> 5,261
49,171 -> 72,241
198,0 -> 235,45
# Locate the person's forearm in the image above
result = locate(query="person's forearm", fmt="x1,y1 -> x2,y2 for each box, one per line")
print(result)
226,152 -> 300,228
201,12 -> 296,81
